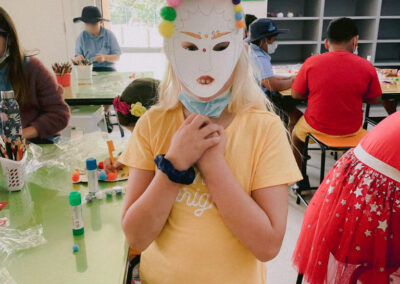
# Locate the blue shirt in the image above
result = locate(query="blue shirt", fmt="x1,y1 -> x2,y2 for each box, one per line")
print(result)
75,26 -> 122,68
249,44 -> 274,93
0,63 -> 12,92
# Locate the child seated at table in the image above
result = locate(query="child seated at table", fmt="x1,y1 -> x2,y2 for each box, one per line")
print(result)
73,6 -> 121,72
291,17 -> 382,171
0,8 -> 70,141
104,78 -> 159,173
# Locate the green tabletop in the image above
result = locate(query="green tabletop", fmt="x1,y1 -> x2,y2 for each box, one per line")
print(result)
63,71 -> 153,106
0,138 -> 129,284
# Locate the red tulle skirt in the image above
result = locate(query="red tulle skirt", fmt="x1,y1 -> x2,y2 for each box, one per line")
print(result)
293,147 -> 400,284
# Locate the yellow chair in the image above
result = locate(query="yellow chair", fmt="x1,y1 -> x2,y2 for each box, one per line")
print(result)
296,129 -> 368,206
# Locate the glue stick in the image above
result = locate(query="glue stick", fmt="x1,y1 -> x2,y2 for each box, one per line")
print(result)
69,191 -> 84,236
86,158 -> 99,195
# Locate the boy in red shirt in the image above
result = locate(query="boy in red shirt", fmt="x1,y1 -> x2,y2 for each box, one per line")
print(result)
291,17 -> 382,169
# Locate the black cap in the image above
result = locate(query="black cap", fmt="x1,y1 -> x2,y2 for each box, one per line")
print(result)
245,18 -> 288,43
73,6 -> 109,24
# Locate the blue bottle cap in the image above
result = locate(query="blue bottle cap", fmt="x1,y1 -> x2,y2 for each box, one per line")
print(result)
86,158 -> 97,171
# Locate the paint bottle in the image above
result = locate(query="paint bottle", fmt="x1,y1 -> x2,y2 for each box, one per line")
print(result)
69,191 -> 84,236
86,158 -> 98,195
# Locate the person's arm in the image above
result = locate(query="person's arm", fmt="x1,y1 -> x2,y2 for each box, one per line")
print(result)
262,76 -> 294,92
22,126 -> 39,140
95,54 -> 120,63
291,88 -> 307,100
364,66 -> 382,105
94,31 -> 122,63
121,114 -> 221,251
291,62 -> 309,99
197,128 -> 288,261
27,58 -> 70,138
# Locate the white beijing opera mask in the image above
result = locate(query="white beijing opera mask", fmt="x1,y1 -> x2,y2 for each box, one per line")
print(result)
164,0 -> 244,98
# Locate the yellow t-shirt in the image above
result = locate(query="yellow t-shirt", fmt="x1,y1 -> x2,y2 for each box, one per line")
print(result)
119,104 -> 302,284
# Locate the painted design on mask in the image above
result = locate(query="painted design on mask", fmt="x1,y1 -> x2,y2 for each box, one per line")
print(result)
159,0 -> 245,98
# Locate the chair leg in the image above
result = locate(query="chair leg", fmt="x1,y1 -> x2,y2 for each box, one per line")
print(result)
320,146 -> 326,183
296,273 -> 304,284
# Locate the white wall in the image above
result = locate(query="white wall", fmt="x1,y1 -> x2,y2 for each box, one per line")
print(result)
242,0 -> 268,18
1,0 -> 95,69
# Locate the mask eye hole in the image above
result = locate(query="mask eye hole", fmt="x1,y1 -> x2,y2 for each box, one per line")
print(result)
181,42 -> 199,51
213,41 -> 230,52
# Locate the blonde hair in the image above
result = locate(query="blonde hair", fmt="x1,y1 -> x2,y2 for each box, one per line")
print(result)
155,50 -> 275,114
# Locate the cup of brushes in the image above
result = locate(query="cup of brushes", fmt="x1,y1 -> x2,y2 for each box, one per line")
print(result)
72,59 -> 93,81
52,62 -> 72,87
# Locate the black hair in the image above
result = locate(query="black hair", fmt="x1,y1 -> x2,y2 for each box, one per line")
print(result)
251,35 -> 277,47
245,14 -> 257,31
116,78 -> 160,127
327,17 -> 359,44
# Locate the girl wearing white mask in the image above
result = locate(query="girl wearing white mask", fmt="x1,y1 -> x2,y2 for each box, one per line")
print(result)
247,18 -> 294,93
120,1 -> 302,283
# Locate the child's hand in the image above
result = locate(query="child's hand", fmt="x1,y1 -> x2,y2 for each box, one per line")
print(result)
94,54 -> 106,62
104,158 -> 122,174
197,126 -> 226,169
74,55 -> 85,62
165,114 -> 221,171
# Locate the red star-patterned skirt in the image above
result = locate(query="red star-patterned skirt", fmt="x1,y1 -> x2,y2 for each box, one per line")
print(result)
293,145 -> 400,284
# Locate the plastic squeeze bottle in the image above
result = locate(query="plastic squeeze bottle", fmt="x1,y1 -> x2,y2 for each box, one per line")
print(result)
69,191 -> 84,236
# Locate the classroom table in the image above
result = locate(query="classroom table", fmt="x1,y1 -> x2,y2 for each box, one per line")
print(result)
279,82 -> 400,97
63,71 -> 153,106
0,141 -> 128,284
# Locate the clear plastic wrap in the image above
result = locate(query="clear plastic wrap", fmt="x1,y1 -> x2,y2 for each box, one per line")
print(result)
0,267 -> 16,284
24,132 -> 130,192
0,225 -> 46,257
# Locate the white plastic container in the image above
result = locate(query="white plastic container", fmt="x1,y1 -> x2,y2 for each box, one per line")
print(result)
0,152 -> 27,192
75,65 -> 93,81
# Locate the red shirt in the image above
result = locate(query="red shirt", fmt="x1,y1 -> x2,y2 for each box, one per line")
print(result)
360,111 -> 400,171
292,51 -> 382,135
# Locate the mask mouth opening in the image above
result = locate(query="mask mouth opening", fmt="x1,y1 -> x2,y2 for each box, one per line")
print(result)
197,76 -> 215,86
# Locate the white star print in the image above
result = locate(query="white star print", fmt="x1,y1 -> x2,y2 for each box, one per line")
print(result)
362,176 -> 373,187
377,220 -> 388,232
354,187 -> 363,198
365,230 -> 371,237
355,246 -> 361,251
370,203 -> 378,213
355,203 -> 361,209
365,194 -> 372,203
328,186 -> 334,195
355,163 -> 363,171
326,179 -> 330,184
341,199 -> 346,206
377,211 -> 381,216
348,175 -> 355,184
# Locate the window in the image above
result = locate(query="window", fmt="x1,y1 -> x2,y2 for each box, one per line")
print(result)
102,0 -> 167,78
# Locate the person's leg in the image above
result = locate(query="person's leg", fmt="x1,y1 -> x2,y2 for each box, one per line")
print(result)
291,131 -> 305,170
288,108 -> 304,135
383,99 -> 397,115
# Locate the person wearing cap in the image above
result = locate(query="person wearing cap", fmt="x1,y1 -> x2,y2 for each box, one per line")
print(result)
73,6 -> 121,72
246,18 -> 294,93
290,17 -> 382,174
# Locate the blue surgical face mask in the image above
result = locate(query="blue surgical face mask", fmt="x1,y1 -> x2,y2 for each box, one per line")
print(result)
178,89 -> 231,118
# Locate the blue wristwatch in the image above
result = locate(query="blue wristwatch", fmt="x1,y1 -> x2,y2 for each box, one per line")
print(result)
154,155 -> 195,185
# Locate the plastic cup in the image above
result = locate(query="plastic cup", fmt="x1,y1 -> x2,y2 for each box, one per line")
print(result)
0,152 -> 27,192
75,65 -> 93,81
